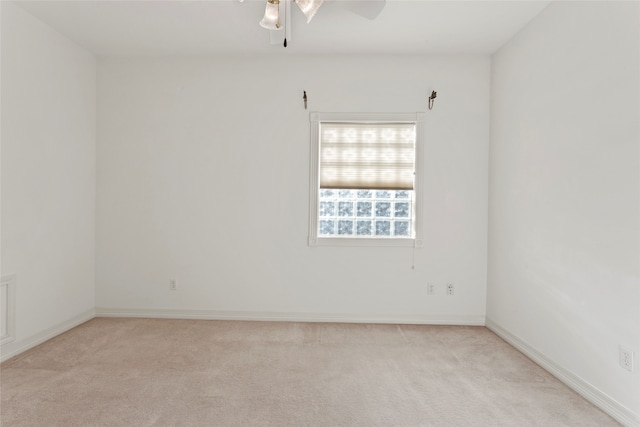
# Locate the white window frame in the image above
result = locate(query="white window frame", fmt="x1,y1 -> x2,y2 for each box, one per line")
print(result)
308,112 -> 425,247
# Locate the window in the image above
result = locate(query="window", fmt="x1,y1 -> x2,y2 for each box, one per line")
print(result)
308,112 -> 424,247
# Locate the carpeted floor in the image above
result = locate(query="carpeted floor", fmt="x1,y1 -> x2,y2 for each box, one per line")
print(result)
0,318 -> 619,426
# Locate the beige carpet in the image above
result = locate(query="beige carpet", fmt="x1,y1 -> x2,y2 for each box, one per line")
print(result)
0,318 -> 619,426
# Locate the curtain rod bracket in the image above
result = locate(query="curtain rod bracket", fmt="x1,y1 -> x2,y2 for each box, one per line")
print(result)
428,90 -> 437,110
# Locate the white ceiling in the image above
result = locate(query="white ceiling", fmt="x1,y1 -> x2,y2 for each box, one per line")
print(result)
13,0 -> 552,56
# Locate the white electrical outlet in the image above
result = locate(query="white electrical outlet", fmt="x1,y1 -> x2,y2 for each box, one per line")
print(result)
446,283 -> 454,296
619,346 -> 634,372
169,279 -> 177,291
427,283 -> 435,295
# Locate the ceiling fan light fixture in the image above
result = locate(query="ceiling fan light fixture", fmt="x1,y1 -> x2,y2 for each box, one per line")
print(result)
260,0 -> 282,31
294,0 -> 323,23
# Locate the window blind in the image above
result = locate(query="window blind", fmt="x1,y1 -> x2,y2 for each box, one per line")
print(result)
319,122 -> 416,190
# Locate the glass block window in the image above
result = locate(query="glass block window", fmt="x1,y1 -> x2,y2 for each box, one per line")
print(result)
309,112 -> 424,246
318,189 -> 413,237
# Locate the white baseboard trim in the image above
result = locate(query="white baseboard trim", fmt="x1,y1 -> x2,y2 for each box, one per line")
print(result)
95,307 -> 485,326
0,308 -> 95,363
486,317 -> 639,427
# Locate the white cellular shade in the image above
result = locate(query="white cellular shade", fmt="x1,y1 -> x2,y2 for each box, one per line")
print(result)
319,122 -> 416,190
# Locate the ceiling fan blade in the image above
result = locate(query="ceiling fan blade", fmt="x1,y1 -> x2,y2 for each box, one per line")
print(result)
339,0 -> 386,20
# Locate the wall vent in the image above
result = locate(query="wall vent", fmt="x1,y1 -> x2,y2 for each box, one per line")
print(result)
1,275 -> 16,345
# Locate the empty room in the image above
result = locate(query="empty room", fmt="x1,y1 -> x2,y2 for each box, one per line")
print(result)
1,0 -> 638,425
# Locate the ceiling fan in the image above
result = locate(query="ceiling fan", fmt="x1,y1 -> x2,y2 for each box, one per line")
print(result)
241,0 -> 387,47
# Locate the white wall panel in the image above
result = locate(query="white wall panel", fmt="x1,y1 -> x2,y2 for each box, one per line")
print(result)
1,1 -> 96,356
96,55 -> 490,322
488,0 -> 639,420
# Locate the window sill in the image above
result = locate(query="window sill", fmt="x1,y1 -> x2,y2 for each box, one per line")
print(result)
308,237 -> 423,248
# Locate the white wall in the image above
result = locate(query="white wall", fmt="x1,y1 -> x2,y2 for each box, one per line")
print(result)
0,1 -> 96,359
488,0 -> 639,422
0,0 -> 3,336
96,55 -> 489,323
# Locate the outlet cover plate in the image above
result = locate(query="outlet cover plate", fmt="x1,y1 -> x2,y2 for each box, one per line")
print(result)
619,346 -> 634,372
